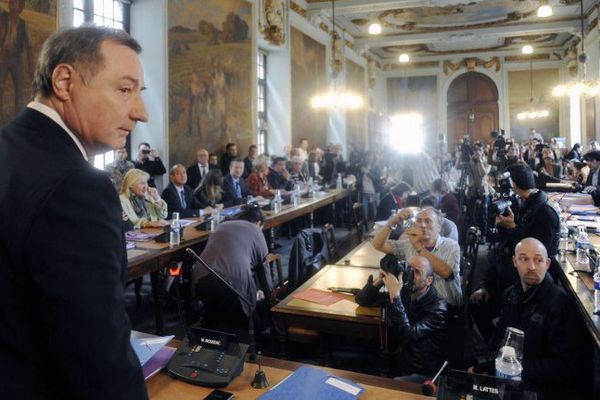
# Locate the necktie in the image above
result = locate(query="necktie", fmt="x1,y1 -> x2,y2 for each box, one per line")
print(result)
235,180 -> 242,198
201,165 -> 206,178
180,190 -> 186,208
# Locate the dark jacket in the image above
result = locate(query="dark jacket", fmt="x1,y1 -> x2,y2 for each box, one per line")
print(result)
376,192 -> 403,220
0,108 -> 147,399
490,275 -> 591,396
355,277 -> 447,376
186,163 -> 214,191
480,190 -> 560,295
161,182 -> 203,218
267,168 -> 294,191
220,152 -> 236,175
134,157 -> 166,188
222,174 -> 250,206
287,228 -> 331,291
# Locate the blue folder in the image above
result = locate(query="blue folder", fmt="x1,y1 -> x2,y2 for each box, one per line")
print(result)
258,366 -> 364,400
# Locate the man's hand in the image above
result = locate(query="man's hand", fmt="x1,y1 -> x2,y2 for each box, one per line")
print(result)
405,226 -> 425,249
469,288 -> 489,305
150,149 -> 158,159
382,270 -> 402,302
496,207 -> 517,229
583,185 -> 596,194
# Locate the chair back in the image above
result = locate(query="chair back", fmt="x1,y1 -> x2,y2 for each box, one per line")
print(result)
323,223 -> 338,262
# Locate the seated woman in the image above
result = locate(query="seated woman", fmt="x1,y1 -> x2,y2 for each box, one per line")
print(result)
120,169 -> 169,229
194,169 -> 225,209
538,147 -> 562,178
246,155 -> 274,198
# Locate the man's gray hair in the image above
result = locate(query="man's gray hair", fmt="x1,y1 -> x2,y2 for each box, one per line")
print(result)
419,207 -> 443,226
32,26 -> 142,98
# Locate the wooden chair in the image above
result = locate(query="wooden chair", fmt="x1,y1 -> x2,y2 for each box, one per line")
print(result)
265,253 -> 286,306
351,202 -> 365,244
323,223 -> 338,262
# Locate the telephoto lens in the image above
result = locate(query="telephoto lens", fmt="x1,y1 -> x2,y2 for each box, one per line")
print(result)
490,199 -> 512,217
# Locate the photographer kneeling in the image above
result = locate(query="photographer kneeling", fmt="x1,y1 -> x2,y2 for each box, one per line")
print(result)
471,162 -> 560,341
355,256 -> 447,381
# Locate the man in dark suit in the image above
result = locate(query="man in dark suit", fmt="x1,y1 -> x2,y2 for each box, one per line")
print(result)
134,141 -> 166,188
583,150 -> 600,191
186,147 -> 213,190
243,144 -> 258,179
162,164 -> 206,218
0,27 -> 148,399
220,142 -> 239,175
222,159 -> 250,206
268,156 -> 294,191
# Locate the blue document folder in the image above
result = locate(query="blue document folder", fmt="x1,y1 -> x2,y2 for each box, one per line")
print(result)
258,365 -> 364,400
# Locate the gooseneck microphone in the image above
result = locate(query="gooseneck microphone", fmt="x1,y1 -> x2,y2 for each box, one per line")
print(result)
421,360 -> 449,396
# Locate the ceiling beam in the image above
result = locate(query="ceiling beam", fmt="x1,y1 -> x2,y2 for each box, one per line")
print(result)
354,19 -> 580,48
377,47 -> 565,65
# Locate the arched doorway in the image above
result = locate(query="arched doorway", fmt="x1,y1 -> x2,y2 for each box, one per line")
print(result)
447,72 -> 499,149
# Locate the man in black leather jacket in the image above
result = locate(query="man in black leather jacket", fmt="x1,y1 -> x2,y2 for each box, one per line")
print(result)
355,256 -> 447,379
482,239 -> 592,399
471,162 -> 560,341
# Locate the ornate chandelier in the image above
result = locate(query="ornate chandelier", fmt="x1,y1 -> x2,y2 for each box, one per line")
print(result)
310,0 -> 364,110
516,53 -> 549,120
552,0 -> 600,97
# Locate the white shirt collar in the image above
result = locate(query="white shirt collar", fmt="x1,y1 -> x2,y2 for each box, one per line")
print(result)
27,101 -> 88,161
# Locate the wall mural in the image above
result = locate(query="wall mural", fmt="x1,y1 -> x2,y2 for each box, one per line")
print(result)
0,0 -> 57,127
508,68 -> 559,142
168,0 -> 252,167
387,76 -> 437,148
291,27 -> 327,149
345,59 -> 366,149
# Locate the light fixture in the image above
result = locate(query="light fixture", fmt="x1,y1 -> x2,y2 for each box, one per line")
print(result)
399,53 -> 410,63
310,0 -> 364,110
368,23 -> 381,35
553,0 -> 600,97
522,44 -> 533,55
537,4 -> 553,18
516,52 -> 549,120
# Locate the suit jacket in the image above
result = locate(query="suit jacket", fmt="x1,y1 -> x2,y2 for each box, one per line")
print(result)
0,108 -> 147,399
267,168 -> 294,191
186,163 -> 214,191
134,158 -> 166,188
222,174 -> 250,206
161,182 -> 203,218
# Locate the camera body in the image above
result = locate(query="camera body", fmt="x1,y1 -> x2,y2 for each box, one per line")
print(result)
141,149 -> 151,155
490,198 -> 512,217
380,254 -> 414,289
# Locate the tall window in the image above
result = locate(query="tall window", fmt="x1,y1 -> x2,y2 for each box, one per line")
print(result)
72,0 -> 130,169
257,51 -> 268,155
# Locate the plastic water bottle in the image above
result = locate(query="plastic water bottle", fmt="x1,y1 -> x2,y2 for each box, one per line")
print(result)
169,212 -> 181,247
273,190 -> 282,213
495,327 -> 524,382
594,268 -> 600,315
558,217 -> 569,260
292,184 -> 300,207
495,346 -> 523,382
576,225 -> 590,264
336,173 -> 343,190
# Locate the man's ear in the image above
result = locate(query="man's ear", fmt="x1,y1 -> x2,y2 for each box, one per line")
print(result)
51,64 -> 76,101
512,255 -> 517,269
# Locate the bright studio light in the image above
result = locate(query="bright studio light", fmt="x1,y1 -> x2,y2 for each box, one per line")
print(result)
387,113 -> 424,153
537,5 -> 553,18
522,45 -> 533,55
368,23 -> 382,35
399,53 -> 410,63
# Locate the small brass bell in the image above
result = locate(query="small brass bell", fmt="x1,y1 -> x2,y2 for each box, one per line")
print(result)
251,352 -> 269,389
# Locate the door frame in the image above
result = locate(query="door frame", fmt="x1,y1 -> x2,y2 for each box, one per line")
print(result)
439,68 -> 504,149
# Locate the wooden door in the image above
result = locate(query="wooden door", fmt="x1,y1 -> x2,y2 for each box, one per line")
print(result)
447,72 -> 499,149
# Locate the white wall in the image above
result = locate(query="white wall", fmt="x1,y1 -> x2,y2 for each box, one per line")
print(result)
130,0 -> 168,189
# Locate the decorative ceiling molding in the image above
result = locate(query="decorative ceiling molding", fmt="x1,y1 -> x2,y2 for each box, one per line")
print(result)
290,1 -> 307,18
442,57 -> 501,75
504,53 -> 552,62
387,60 -> 440,70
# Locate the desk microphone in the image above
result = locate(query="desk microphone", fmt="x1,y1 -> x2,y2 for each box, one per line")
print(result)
421,360 -> 448,396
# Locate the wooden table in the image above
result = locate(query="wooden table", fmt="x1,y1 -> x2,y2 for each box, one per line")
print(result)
336,240 -> 385,268
127,189 -> 351,333
147,354 -> 430,400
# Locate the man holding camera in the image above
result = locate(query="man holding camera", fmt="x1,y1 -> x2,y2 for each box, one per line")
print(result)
355,256 -> 447,379
470,162 -> 560,340
373,207 -> 462,307
135,141 -> 166,188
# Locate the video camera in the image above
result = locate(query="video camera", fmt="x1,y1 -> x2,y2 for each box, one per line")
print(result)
490,171 -> 513,217
491,130 -> 507,159
459,136 -> 473,163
